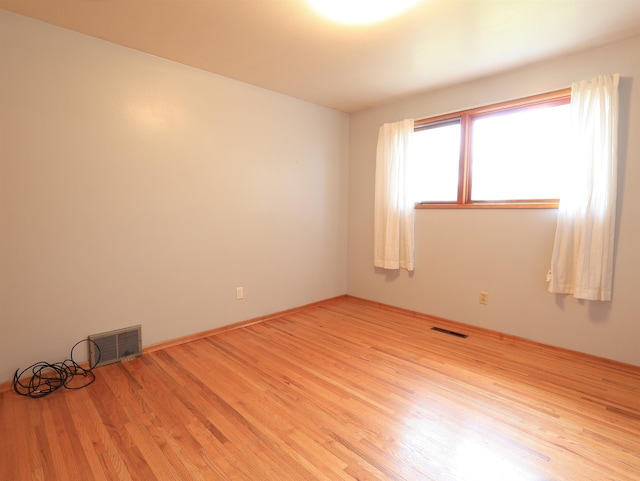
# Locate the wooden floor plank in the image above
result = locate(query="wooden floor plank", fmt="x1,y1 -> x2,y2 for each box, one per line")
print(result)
1,296 -> 639,480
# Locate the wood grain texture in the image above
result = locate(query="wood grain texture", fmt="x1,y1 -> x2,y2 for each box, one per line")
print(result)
1,296 -> 638,480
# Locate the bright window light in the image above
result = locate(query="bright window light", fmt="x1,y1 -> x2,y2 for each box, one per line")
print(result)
412,121 -> 461,202
471,104 -> 570,201
309,0 -> 420,24
412,89 -> 571,207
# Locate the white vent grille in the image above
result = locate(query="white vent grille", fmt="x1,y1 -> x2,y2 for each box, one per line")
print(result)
89,325 -> 142,367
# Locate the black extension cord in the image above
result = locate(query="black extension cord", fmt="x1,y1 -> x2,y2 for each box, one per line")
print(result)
13,339 -> 101,398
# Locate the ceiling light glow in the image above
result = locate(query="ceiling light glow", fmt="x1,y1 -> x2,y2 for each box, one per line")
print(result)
309,0 -> 420,25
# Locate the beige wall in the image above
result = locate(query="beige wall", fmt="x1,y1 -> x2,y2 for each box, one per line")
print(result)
0,11 -> 349,383
348,35 -> 640,366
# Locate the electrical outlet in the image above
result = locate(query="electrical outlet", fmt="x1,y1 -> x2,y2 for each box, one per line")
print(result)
479,291 -> 489,305
236,287 -> 244,300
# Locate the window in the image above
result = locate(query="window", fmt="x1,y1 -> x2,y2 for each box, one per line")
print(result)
412,89 -> 571,208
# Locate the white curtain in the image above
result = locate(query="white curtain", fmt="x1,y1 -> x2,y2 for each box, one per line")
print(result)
548,73 -> 619,301
374,119 -> 415,271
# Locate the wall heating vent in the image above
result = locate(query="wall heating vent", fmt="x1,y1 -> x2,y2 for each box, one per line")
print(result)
89,325 -> 142,367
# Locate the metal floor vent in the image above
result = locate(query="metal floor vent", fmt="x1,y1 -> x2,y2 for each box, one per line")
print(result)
89,325 -> 142,367
431,326 -> 468,339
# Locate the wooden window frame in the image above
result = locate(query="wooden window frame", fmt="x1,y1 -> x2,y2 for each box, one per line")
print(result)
414,88 -> 571,209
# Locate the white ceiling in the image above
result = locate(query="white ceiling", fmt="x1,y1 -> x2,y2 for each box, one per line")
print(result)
2,0 -> 640,113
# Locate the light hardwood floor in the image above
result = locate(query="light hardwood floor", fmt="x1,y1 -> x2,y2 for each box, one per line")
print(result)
1,296 -> 639,480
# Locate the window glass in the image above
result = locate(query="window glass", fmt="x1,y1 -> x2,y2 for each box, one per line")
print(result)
412,120 -> 460,203
470,104 -> 570,201
412,89 -> 571,208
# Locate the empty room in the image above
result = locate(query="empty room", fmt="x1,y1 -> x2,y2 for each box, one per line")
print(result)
1,1 -> 639,480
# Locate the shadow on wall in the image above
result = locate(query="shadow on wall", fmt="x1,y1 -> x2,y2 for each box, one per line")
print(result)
374,266 -> 415,283
553,293 -> 612,323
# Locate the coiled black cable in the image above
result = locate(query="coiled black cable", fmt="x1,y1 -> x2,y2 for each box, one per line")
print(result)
13,339 -> 101,398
